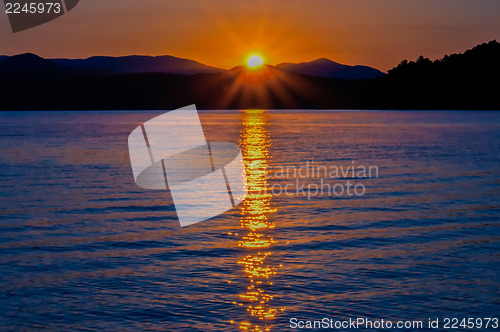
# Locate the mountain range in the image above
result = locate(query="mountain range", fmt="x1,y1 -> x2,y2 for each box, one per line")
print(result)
0,40 -> 498,110
0,53 -> 385,79
0,53 -> 65,72
276,58 -> 385,79
51,55 -> 225,75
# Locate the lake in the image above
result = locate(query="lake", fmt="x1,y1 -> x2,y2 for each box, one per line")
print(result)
1,110 -> 499,331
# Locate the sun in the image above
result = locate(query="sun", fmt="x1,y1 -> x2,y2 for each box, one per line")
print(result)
246,54 -> 265,70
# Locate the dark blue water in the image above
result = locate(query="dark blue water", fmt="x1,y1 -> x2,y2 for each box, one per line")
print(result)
0,111 -> 499,331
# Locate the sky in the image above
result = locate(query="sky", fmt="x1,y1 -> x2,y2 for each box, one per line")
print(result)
1,0 -> 499,71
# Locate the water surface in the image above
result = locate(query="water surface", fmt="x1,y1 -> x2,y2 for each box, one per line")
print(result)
1,110 -> 499,331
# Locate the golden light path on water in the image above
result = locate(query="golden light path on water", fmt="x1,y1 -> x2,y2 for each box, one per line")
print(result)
232,110 -> 282,332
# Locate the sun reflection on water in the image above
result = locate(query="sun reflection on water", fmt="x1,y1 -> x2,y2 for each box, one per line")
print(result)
233,109 -> 282,332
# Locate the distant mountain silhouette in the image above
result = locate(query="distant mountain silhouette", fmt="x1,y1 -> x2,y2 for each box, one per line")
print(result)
51,55 -> 225,75
0,53 -> 107,74
0,53 -> 64,72
0,56 -> 8,63
0,54 -> 385,78
228,64 -> 277,74
0,41 -> 498,110
276,58 -> 386,79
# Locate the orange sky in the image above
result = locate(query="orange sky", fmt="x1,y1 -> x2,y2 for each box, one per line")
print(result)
1,0 -> 499,71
